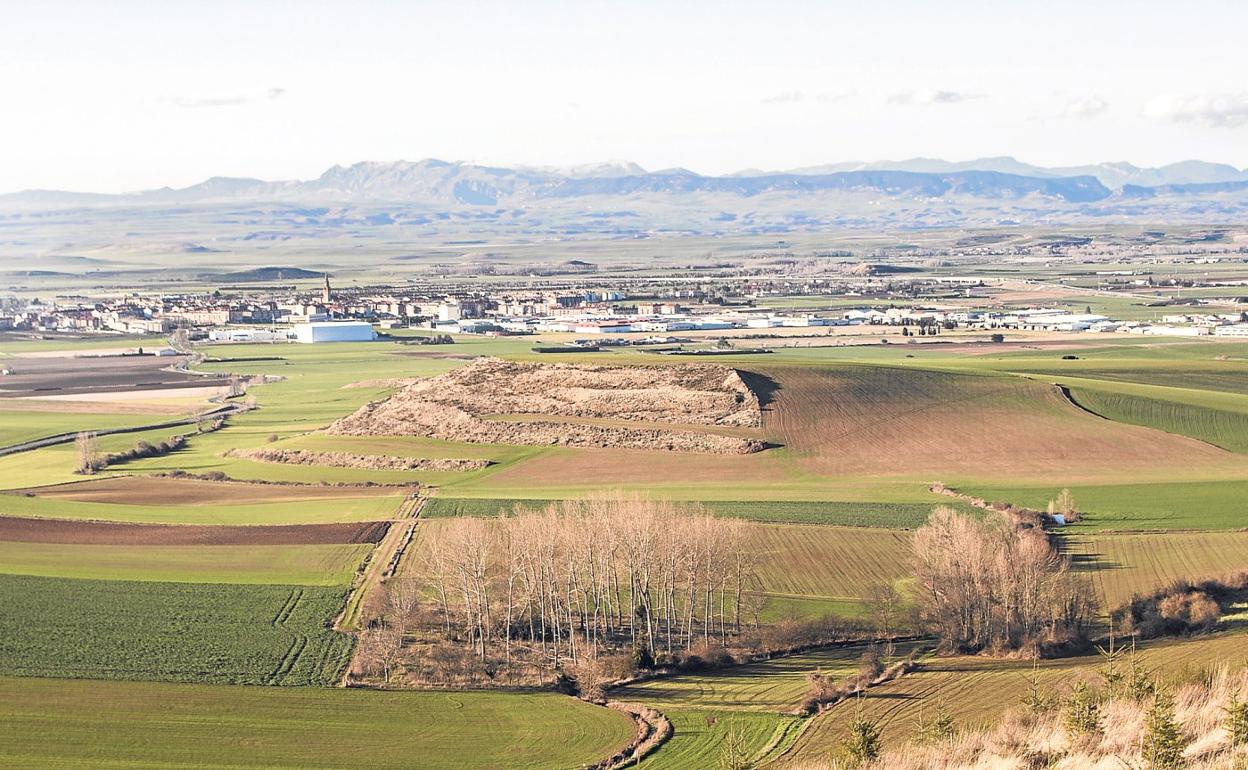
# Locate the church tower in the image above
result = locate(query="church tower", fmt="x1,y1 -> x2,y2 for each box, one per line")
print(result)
322,274 -> 332,304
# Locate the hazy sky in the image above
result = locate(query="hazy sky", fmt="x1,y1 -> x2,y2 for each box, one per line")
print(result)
3,0 -> 1247,192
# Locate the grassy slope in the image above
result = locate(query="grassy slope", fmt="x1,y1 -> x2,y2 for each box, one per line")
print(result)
0,542 -> 372,585
0,574 -> 352,685
0,678 -> 633,770
777,630 -> 1248,765
617,644 -> 925,770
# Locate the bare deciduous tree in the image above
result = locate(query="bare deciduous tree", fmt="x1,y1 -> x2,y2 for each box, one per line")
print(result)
415,494 -> 757,675
912,506 -> 1096,656
74,432 -> 103,474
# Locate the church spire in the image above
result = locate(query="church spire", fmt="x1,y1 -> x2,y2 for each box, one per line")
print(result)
322,274 -> 332,304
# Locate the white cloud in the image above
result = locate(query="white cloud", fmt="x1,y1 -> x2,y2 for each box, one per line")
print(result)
162,88 -> 287,109
1144,93 -> 1248,128
887,88 -> 981,106
761,90 -> 804,105
1058,95 -> 1108,120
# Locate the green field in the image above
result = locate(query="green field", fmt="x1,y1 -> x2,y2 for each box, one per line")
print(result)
0,542 -> 371,585
1067,386 -> 1248,453
0,574 -> 352,685
958,478 -> 1248,531
422,497 -> 940,527
0,677 -> 633,770
0,409 -> 177,448
0,491 -> 402,525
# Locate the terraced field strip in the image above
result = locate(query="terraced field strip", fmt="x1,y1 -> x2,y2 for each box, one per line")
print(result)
1063,530 -> 1248,609
776,630 -> 1248,766
749,524 -> 911,608
0,489 -> 406,525
422,497 -> 942,527
618,642 -> 925,770
0,678 -> 635,770
22,474 -> 406,506
616,642 -> 924,713
0,541 -> 373,585
0,515 -> 388,545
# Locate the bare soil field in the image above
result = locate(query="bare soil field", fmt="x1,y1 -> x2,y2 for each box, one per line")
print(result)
328,357 -> 764,454
17,475 -> 404,506
760,365 -> 1243,480
0,516 -> 389,545
229,448 -> 489,472
0,354 -> 229,398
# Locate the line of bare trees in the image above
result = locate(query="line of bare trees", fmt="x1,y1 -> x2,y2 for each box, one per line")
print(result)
413,495 -> 760,670
912,506 -> 1097,656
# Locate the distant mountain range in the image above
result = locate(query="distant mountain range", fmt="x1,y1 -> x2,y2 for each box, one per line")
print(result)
4,157 -> 1248,233
4,157 -> 1248,210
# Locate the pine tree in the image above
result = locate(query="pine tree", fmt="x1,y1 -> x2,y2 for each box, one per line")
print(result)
843,700 -> 882,764
916,704 -> 955,744
1064,681 -> 1100,737
720,723 -> 752,770
1226,691 -> 1248,749
1141,690 -> 1186,770
1022,661 -> 1056,714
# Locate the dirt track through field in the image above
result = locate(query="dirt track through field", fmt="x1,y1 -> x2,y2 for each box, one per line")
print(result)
0,516 -> 390,546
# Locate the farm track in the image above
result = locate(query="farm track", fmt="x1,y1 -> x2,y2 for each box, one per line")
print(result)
0,402 -> 247,458
333,490 -> 425,683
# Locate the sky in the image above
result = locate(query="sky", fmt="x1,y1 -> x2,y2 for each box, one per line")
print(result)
2,0 -> 1247,192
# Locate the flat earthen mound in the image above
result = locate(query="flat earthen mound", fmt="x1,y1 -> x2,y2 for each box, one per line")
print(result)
0,516 -> 389,545
230,448 -> 489,472
327,358 -> 764,454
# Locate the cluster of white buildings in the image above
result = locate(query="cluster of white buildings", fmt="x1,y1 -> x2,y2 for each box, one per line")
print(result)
209,321 -> 377,344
